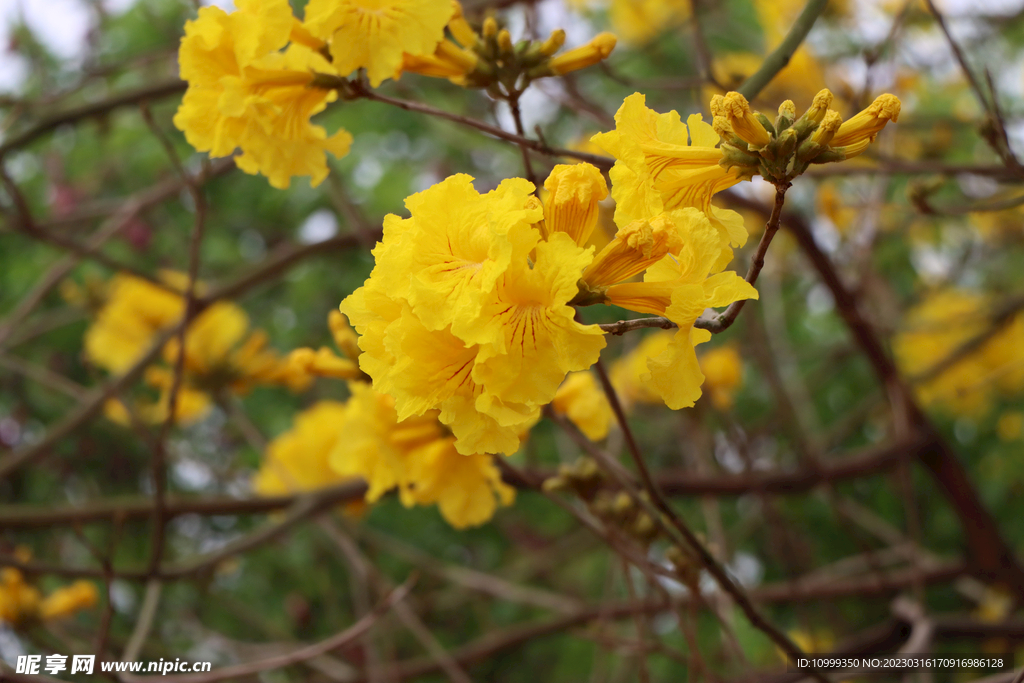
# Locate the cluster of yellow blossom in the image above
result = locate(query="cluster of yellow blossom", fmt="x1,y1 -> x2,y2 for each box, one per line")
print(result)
341,89 -> 900,458
174,0 -> 354,189
81,273 -> 315,426
894,290 -> 1024,416
174,0 -> 617,188
255,313 -> 514,528
0,564 -> 97,627
342,95 -> 765,456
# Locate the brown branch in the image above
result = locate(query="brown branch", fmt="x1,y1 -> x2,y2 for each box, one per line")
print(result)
349,82 -> 614,170
354,562 -> 966,683
724,189 -> 1024,593
586,360 -> 826,683
120,577 -> 414,683
0,436 -> 923,529
0,79 -> 187,158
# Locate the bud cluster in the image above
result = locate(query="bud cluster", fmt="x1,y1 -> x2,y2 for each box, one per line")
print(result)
711,89 -> 900,185
424,5 -> 616,94
543,457 -> 661,546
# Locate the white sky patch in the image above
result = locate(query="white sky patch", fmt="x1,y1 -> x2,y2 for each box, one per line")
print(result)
494,85 -> 561,135
297,208 -> 339,244
0,0 -> 143,92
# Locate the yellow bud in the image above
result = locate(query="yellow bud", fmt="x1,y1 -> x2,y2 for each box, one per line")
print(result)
540,28 -> 566,56
39,581 -> 98,621
497,29 -> 513,54
810,109 -> 843,146
718,91 -> 772,148
542,163 -> 608,246
805,88 -> 834,124
548,32 -> 617,75
830,93 -> 901,148
328,310 -> 361,360
482,16 -> 498,38
835,138 -> 871,159
448,1 -> 478,47
712,115 -> 733,139
778,100 -> 796,120
612,491 -> 633,516
709,94 -> 725,117
436,38 -> 479,74
542,476 -> 569,493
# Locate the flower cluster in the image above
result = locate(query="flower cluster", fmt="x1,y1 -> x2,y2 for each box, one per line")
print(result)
341,174 -> 604,456
80,273 -> 318,426
174,0 -> 357,189
894,289 -> 1024,416
174,0 -> 617,188
255,313 -> 514,528
343,96 -> 767,456
1,559 -> 97,627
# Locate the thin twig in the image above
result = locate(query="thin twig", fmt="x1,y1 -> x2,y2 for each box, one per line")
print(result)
120,577 -> 416,683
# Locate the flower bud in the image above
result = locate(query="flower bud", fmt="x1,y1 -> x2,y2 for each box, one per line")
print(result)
718,91 -> 771,149
810,109 -> 843,147
497,29 -> 513,55
582,214 -> 683,288
482,16 -> 498,38
543,163 -> 608,246
776,99 -> 796,130
539,28 -> 566,56
448,1 -> 478,48
329,310 -> 361,360
548,32 -> 617,75
830,93 -> 901,148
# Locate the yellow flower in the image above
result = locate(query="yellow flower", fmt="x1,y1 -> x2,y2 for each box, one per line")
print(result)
540,163 -> 609,246
400,39 -> 478,83
604,211 -> 758,409
85,273 -> 300,426
468,232 -> 607,406
174,0 -> 352,189
830,94 -> 901,152
894,290 -> 1024,416
591,93 -> 748,270
84,274 -> 184,375
0,568 -> 41,626
402,438 -> 516,529
253,401 -> 356,495
548,32 -> 617,75
342,174 -> 602,455
699,344 -> 743,410
610,0 -> 690,45
328,382 -> 516,528
38,581 -> 98,621
552,371 -> 614,441
710,92 -> 771,149
581,213 -> 684,289
303,0 -> 453,87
